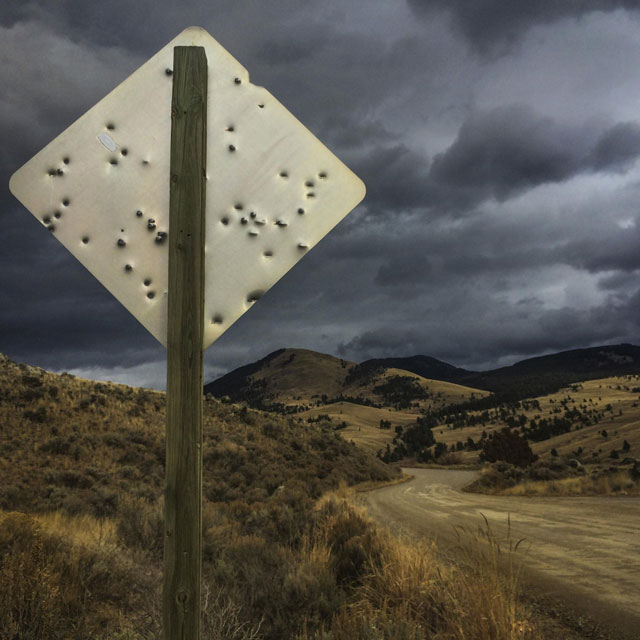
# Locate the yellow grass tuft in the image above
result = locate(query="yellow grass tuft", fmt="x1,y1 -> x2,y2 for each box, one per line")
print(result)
501,471 -> 640,496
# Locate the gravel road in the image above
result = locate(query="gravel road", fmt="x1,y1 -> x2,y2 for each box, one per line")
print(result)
362,468 -> 640,637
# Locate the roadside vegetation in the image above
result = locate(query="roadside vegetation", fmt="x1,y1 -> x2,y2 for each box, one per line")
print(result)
0,353 -> 549,639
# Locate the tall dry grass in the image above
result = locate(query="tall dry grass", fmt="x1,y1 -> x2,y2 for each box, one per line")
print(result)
500,471 -> 640,497
298,494 -> 540,640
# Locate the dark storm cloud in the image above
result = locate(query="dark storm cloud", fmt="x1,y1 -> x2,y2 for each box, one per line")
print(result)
357,145 -> 431,211
0,1 -> 301,54
375,252 -> 431,287
333,106 -> 640,222
254,32 -> 331,66
0,210 -> 161,370
561,217 -> 640,273
407,0 -> 640,55
430,105 -> 640,202
591,122 -> 640,171
598,271 -> 640,292
2,2 -> 640,386
338,286 -> 640,368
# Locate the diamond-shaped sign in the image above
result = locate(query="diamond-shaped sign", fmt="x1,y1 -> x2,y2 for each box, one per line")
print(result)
9,27 -> 365,349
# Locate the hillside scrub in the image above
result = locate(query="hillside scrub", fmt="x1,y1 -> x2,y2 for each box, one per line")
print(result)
466,459 -> 640,496
0,353 -> 549,638
1,493 -> 543,640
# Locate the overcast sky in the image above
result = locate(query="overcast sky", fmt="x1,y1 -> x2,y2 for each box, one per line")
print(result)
2,1 -> 640,389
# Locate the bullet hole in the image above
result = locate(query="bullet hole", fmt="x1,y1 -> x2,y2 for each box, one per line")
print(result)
297,208 -> 305,215
258,103 -> 265,109
212,315 -> 223,324
110,158 -> 118,166
226,125 -> 235,132
43,215 -> 51,224
298,243 -> 309,250
106,123 -> 115,131
63,157 -> 70,165
121,228 -> 125,233
147,291 -> 155,299
117,239 -> 126,247
142,159 -> 150,166
54,211 -> 61,219
56,168 -> 64,176
264,250 -> 273,257
47,169 -> 57,176
275,220 -> 288,227
306,192 -> 315,198
250,211 -> 256,218
234,203 -> 243,210
247,291 -> 263,303
121,148 -> 128,156
255,218 -> 266,225
248,230 -> 259,237
62,198 -> 70,206
136,210 -> 143,217
221,217 -> 229,226
240,217 -> 248,225
144,278 -> 151,286
82,236 -> 89,244
147,219 -> 156,231
165,68 -> 173,76
279,171 -> 288,178
305,180 -> 314,187
234,77 -> 241,85
228,145 -> 236,152
125,264 -> 133,272
47,224 -> 56,232
318,172 -> 327,179
155,231 -> 167,243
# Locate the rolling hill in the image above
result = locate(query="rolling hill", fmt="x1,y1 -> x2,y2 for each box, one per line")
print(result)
204,347 -> 487,410
206,343 -> 640,406
366,343 -> 640,398
205,344 -> 640,458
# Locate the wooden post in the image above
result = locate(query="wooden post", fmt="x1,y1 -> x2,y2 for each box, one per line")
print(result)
164,46 -> 207,640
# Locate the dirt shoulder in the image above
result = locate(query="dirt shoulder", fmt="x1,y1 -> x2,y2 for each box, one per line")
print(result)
360,468 -> 640,639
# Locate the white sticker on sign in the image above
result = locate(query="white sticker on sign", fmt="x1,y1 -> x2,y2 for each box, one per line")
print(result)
97,132 -> 117,152
9,27 -> 366,350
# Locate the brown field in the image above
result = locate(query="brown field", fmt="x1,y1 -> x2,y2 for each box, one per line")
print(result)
433,375 -> 640,464
297,378 -> 489,454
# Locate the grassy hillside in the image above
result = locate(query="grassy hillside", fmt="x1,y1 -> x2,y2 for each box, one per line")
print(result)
299,372 -> 490,455
370,343 -> 640,399
0,353 -> 546,639
0,353 -> 393,517
204,347 -> 488,414
426,375 -> 640,463
0,353 -> 619,638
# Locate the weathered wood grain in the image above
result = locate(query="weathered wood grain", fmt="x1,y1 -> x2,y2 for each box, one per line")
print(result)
164,45 -> 207,640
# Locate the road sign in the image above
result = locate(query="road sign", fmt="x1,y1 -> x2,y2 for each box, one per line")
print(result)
9,27 -> 365,349
10,27 -> 366,640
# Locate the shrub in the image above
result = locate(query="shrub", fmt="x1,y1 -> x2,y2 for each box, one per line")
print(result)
0,513 -> 63,640
480,428 -> 537,468
116,495 -> 163,557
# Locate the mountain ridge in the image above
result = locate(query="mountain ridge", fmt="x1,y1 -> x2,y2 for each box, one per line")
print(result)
205,343 -> 640,406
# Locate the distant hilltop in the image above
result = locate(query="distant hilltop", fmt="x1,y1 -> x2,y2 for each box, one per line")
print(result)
204,343 -> 640,409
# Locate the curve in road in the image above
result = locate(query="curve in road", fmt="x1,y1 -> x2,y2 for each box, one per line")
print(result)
362,468 -> 640,637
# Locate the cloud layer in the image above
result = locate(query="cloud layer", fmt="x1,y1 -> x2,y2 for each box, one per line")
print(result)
1,2 -> 639,388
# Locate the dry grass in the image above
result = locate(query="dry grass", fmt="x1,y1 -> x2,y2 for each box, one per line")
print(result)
434,375 -> 640,465
299,494 -> 540,640
0,509 -> 159,639
235,348 -> 487,416
500,471 -> 640,497
0,352 -> 593,639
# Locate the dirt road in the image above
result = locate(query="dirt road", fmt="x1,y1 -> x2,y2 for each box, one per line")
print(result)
362,469 -> 640,637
